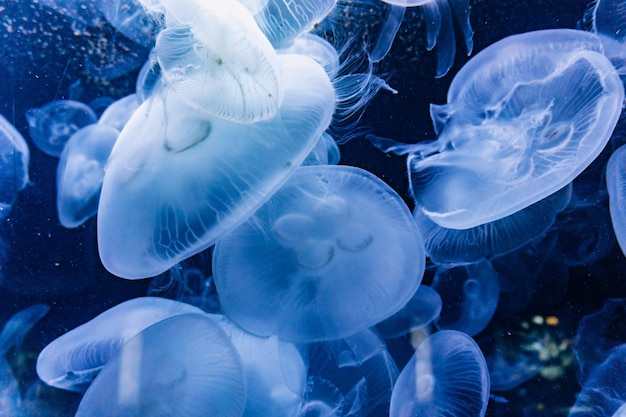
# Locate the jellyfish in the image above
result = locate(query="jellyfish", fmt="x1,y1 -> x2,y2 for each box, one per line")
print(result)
376,285 -> 442,339
398,29 -> 624,229
0,114 -> 30,219
569,344 -> 626,417
582,0 -> 626,73
56,124 -> 119,228
379,0 -> 474,77
415,183 -> 571,264
147,0 -> 284,123
432,260 -> 500,337
278,33 -> 340,79
25,100 -> 98,158
97,53 -> 334,279
390,330 -> 490,417
250,0 -> 337,49
210,313 -> 307,417
74,314 -> 247,417
97,94 -> 141,132
213,165 -> 425,342
95,0 -> 157,46
607,145 -> 626,256
36,297 -> 204,393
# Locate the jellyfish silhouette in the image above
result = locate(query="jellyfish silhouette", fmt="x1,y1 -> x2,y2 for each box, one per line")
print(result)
213,165 -> 425,342
0,113 -> 30,219
74,314 -> 247,417
384,29 -> 623,229
390,330 -> 490,417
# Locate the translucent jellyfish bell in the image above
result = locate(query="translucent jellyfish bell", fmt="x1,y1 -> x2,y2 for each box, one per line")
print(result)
0,114 -> 30,219
213,165 -> 425,342
56,124 -> 119,228
409,29 -> 624,229
390,330 -> 490,417
36,297 -> 204,393
74,314 -> 247,417
25,100 -> 98,158
97,54 -> 335,279
607,145 -> 626,256
152,0 -> 283,123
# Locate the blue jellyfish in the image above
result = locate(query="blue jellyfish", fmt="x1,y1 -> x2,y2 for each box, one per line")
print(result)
95,0 -> 157,46
415,183 -> 571,264
378,0 -> 473,77
607,145 -> 626,256
404,29 -> 623,229
376,285 -> 442,339
97,53 -> 335,279
213,165 -> 425,342
390,330 -> 490,417
0,113 -> 30,219
210,313 -> 307,417
97,94 -> 140,132
278,33 -> 341,79
250,0 -> 338,49
36,297 -> 204,393
432,259 -> 500,336
56,124 -> 119,228
25,100 -> 98,158
74,314 -> 247,417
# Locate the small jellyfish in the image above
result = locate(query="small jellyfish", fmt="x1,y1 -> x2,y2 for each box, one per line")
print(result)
25,100 -> 98,158
36,297 -> 204,393
403,29 -> 623,229
432,260 -> 500,337
56,124 -> 119,228
376,285 -> 442,339
607,145 -> 626,256
97,94 -> 141,132
213,165 -> 425,342
97,54 -> 334,279
96,0 -> 157,46
74,314 -> 247,417
390,330 -> 490,417
0,114 -> 30,219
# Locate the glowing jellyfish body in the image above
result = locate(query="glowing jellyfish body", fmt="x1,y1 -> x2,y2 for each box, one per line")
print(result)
75,314 -> 246,417
98,54 -> 335,279
409,29 -> 624,229
56,124 -> 119,228
607,145 -> 626,256
151,0 -> 283,123
0,114 -> 30,219
25,100 -> 98,157
36,297 -> 204,392
390,330 -> 490,417
213,165 -> 425,342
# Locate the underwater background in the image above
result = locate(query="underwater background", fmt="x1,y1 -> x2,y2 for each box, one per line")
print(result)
1,0 -> 626,416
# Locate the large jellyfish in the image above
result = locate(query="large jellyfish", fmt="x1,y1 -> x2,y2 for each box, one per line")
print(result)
390,330 -> 490,417
74,314 -> 247,417
213,165 -> 425,342
402,29 -> 623,229
0,113 -> 30,219
97,53 -> 335,279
